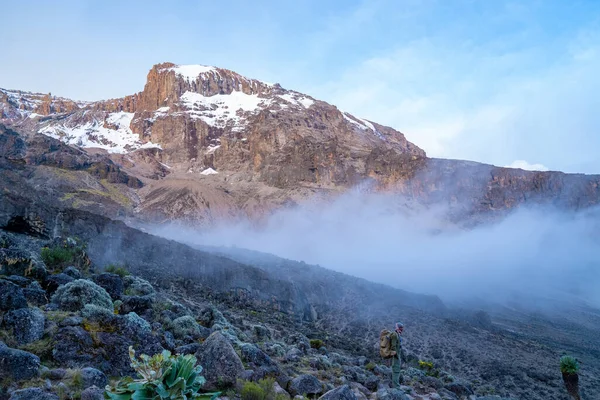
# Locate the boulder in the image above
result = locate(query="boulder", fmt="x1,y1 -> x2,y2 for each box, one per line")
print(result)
44,273 -> 75,295
0,248 -> 47,280
319,385 -> 357,400
93,273 -> 123,300
80,386 -> 104,400
8,388 -> 58,400
288,374 -> 323,397
23,281 -> 48,306
120,295 -> 154,314
80,367 -> 108,389
0,345 -> 41,381
2,307 -> 45,344
0,279 -> 28,311
63,266 -> 83,279
196,331 -> 244,390
375,389 -> 411,400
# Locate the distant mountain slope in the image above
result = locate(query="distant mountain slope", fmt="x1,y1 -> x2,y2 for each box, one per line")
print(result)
2,62 -> 600,225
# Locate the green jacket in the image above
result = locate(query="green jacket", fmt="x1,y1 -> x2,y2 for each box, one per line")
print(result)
391,331 -> 403,361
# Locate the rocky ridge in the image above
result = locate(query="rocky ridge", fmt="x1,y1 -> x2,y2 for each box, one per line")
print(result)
2,63 -> 600,226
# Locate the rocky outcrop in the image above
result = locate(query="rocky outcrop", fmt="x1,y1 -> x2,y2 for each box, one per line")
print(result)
196,331 -> 245,390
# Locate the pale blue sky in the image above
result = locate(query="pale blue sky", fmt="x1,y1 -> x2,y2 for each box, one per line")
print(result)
3,0 -> 600,173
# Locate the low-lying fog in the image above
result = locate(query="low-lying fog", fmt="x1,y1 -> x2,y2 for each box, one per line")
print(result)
154,190 -> 600,309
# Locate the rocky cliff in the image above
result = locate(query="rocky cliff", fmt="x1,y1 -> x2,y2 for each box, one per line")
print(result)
1,63 -> 599,225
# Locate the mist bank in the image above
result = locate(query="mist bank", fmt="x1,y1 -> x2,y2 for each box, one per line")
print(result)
153,190 -> 600,309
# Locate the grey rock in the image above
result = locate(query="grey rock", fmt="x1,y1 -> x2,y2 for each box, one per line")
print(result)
364,375 -> 380,391
2,307 -> 45,344
161,331 -> 176,350
444,381 -> 473,397
0,279 -> 28,311
4,275 -> 30,287
241,343 -> 278,370
196,331 -> 245,390
288,374 -> 323,397
80,386 -> 104,400
81,367 -> 108,389
59,316 -> 83,326
121,295 -> 154,314
437,388 -> 458,400
44,273 -> 74,295
319,385 -> 357,400
285,347 -> 303,362
46,368 -> 67,380
8,387 -> 58,400
94,273 -> 123,300
0,249 -> 47,281
176,343 -> 202,355
376,389 -> 411,400
23,286 -> 48,306
0,345 -> 41,381
63,266 -> 82,279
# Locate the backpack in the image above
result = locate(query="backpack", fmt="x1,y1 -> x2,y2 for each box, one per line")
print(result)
379,329 -> 397,359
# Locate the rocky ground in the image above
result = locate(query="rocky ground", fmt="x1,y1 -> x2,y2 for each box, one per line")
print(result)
1,223 -> 598,400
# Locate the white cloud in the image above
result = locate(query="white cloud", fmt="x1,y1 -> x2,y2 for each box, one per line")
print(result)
504,160 -> 549,171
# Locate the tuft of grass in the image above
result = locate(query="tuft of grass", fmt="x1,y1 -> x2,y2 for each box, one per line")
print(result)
105,263 -> 130,277
560,356 -> 580,374
309,339 -> 324,349
365,362 -> 376,371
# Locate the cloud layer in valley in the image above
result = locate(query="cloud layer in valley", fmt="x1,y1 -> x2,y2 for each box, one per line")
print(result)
155,190 -> 600,310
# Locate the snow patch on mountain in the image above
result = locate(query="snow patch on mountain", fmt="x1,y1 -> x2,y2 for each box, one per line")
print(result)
277,93 -> 314,109
163,64 -> 216,83
180,91 -> 271,132
39,112 -> 161,154
343,112 -> 386,140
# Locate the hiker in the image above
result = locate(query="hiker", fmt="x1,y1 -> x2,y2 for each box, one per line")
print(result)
390,321 -> 404,388
379,321 -> 405,388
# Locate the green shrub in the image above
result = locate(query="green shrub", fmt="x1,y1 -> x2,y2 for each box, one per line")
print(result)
41,246 -> 75,268
105,263 -> 130,277
309,339 -> 324,349
172,315 -> 200,339
560,356 -> 580,374
240,378 -> 275,400
365,362 -> 376,371
241,381 -> 265,400
51,279 -> 113,311
105,346 -> 220,400
418,360 -> 439,377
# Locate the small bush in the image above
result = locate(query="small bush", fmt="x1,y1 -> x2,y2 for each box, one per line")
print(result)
560,356 -> 580,374
105,347 -> 220,400
105,264 -> 130,278
41,246 -> 75,268
123,312 -> 151,336
123,275 -> 155,296
365,362 -> 376,371
240,378 -> 275,400
172,315 -> 200,339
241,381 -> 265,400
309,339 -> 324,349
82,304 -> 115,325
51,279 -> 113,311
